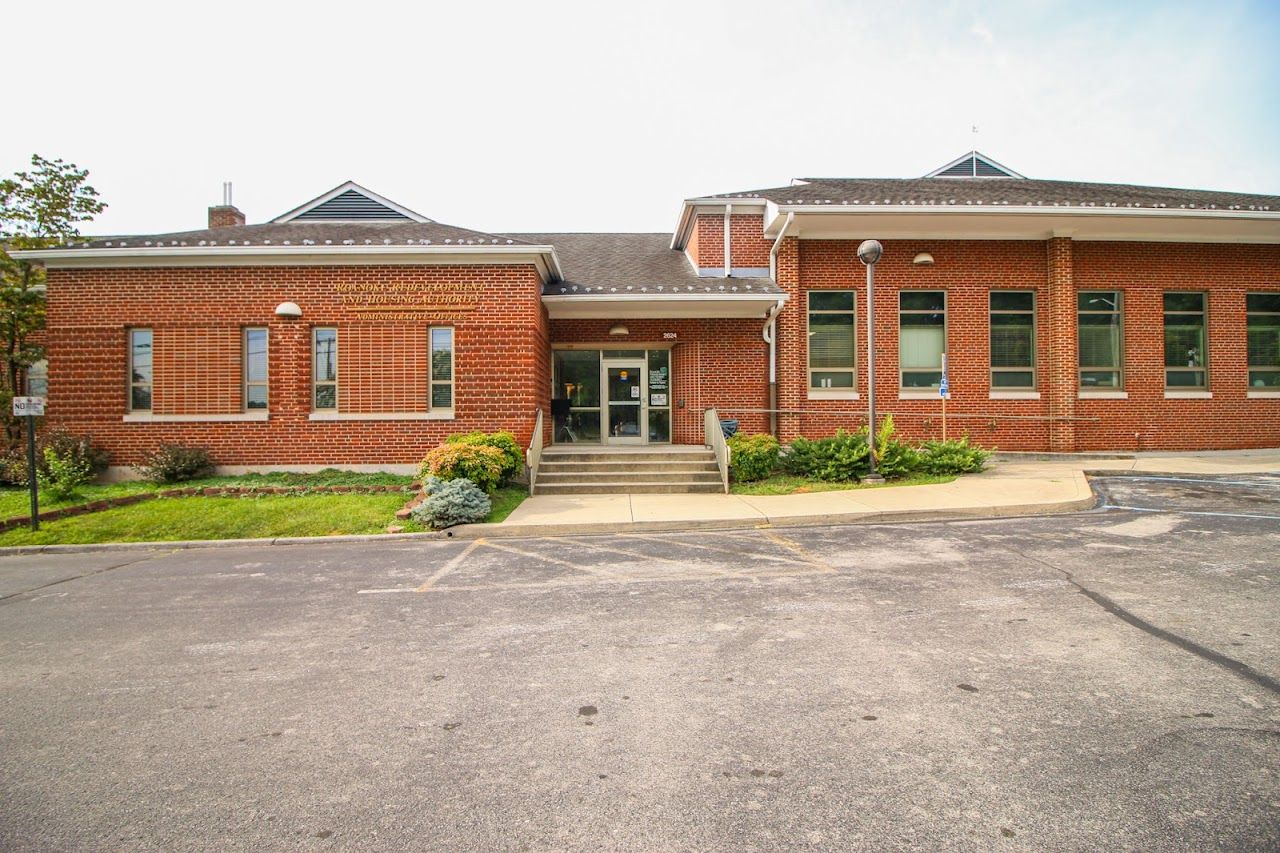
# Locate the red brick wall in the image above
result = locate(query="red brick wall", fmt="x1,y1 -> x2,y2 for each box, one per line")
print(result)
1073,241 -> 1280,451
207,206 -> 245,228
692,214 -> 722,270
548,318 -> 769,444
730,213 -> 771,268
687,212 -> 771,270
44,264 -> 548,467
775,237 -> 1280,451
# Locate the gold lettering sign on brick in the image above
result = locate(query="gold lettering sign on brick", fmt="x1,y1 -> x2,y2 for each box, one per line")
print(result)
335,281 -> 484,312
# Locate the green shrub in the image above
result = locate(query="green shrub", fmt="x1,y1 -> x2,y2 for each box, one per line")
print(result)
411,477 -> 492,529
0,431 -> 109,487
43,431 -> 110,477
782,428 -> 870,482
917,436 -> 990,475
134,444 -> 215,483
727,433 -> 780,482
420,443 -> 505,492
445,431 -> 522,484
37,446 -> 94,500
871,415 -> 920,479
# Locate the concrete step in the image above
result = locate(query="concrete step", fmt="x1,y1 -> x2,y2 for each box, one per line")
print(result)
537,470 -> 723,485
539,460 -> 720,474
534,481 -> 725,495
542,450 -> 714,463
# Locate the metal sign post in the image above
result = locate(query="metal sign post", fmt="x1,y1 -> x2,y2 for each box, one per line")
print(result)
13,396 -> 45,531
939,353 -> 950,442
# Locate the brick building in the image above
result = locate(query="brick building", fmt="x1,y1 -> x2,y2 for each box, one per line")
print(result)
16,153 -> 1280,476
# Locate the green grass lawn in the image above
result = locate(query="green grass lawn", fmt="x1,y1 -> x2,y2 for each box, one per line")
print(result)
0,493 -> 416,546
730,472 -> 957,496
0,477 -> 528,546
485,486 -> 527,524
0,469 -> 415,519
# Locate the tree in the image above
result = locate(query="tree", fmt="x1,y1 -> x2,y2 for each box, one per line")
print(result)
0,155 -> 106,445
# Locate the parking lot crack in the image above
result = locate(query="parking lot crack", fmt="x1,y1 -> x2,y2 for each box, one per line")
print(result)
1001,543 -> 1280,697
0,552 -> 165,604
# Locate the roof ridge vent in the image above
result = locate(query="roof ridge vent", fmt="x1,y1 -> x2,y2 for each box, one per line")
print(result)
926,151 -> 1025,179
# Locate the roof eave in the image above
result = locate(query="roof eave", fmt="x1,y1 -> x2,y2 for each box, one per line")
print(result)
14,243 -> 566,281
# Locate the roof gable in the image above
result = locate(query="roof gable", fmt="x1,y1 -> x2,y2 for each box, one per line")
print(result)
926,151 -> 1025,179
272,181 -> 431,224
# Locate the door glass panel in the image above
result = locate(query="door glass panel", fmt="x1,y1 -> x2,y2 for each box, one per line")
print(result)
607,365 -> 642,440
648,409 -> 670,442
608,404 -> 641,438
607,366 -> 641,402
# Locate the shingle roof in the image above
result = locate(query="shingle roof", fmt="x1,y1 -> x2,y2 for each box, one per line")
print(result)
509,233 -> 782,297
70,221 -> 537,250
702,177 -> 1280,211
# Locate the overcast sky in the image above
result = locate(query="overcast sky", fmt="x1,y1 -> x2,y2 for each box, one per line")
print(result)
6,0 -> 1278,236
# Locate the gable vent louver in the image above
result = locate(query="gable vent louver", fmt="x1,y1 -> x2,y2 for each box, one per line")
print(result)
926,151 -> 1025,179
293,189 -> 413,221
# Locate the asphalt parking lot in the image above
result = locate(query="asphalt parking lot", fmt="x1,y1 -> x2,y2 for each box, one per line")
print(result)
1,474 -> 1277,851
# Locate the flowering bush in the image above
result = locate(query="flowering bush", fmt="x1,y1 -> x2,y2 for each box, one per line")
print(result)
445,431 -> 522,485
420,443 -> 505,493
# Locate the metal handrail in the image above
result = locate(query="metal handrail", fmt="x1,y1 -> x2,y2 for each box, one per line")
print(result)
703,408 -> 731,494
715,407 -> 1100,423
525,408 -> 544,496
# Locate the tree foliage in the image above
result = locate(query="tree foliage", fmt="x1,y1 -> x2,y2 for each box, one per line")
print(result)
0,155 -> 106,445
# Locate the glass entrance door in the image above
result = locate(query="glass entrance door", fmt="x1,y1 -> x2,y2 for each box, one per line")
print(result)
604,360 -> 645,444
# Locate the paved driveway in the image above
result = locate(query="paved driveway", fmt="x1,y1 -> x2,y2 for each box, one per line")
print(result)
1,475 -> 1277,850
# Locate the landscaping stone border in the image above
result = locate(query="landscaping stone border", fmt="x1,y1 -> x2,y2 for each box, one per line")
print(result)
0,484 -> 416,533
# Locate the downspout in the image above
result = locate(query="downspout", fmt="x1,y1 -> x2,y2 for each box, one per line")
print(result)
769,211 -> 794,281
723,203 -> 732,277
762,299 -> 784,437
765,212 -> 795,438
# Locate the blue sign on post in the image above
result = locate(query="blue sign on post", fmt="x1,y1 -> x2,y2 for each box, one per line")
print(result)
939,353 -> 950,398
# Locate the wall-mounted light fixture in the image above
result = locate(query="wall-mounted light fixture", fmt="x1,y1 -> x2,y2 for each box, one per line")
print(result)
275,301 -> 303,318
609,324 -> 629,336
913,253 -> 935,266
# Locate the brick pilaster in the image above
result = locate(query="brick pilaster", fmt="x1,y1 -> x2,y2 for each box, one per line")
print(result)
1046,237 -> 1077,451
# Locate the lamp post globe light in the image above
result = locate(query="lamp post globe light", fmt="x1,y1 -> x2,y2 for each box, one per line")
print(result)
857,239 -> 886,485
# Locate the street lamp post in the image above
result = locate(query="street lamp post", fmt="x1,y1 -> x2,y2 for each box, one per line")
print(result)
857,239 -> 885,485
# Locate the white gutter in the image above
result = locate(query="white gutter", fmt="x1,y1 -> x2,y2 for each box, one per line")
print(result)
769,211 -> 795,280
723,203 -> 732,277
13,243 -> 566,282
543,292 -> 787,304
765,203 -> 1280,224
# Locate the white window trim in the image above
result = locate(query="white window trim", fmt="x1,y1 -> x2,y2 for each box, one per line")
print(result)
313,327 -> 338,411
1247,390 -> 1280,399
308,412 -> 455,421
429,326 -> 455,413
899,290 -> 947,390
1163,291 -> 1208,391
807,290 -> 857,393
129,327 -> 153,412
124,412 -> 269,423
244,327 -> 269,413
1078,291 -> 1124,391
989,290 -> 1037,391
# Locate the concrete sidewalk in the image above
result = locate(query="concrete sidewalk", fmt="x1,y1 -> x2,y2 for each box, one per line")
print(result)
451,449 -> 1280,538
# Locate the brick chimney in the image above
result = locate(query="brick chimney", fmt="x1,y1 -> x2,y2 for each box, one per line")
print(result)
207,181 -> 245,228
